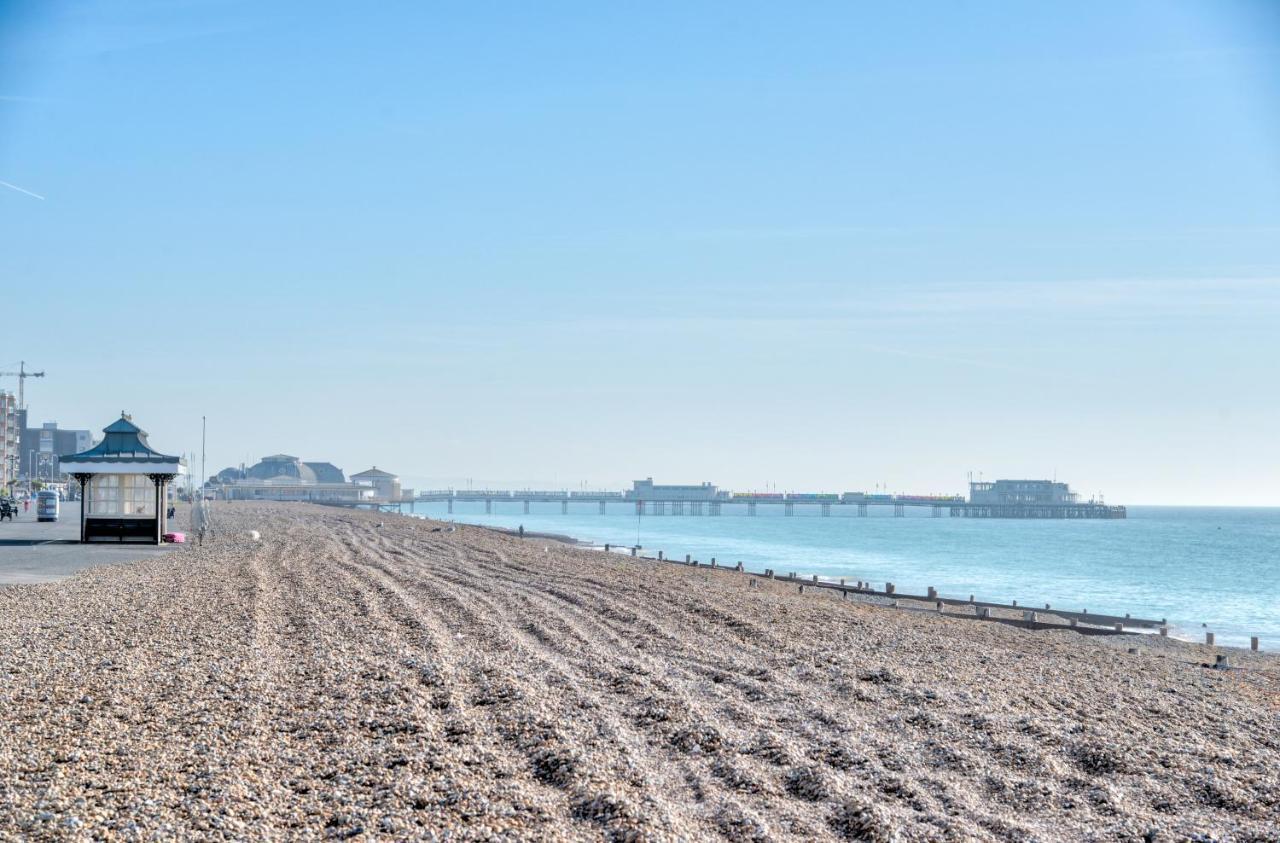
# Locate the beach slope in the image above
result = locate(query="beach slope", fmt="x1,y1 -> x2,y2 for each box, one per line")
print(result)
0,503 -> 1276,840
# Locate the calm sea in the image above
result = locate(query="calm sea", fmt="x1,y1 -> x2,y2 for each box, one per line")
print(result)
408,502 -> 1279,648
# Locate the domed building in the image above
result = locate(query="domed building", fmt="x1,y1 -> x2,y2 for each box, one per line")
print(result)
215,454 -> 373,503
245,454 -> 319,484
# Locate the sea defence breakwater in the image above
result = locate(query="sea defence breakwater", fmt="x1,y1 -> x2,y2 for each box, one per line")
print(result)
0,502 -> 1274,840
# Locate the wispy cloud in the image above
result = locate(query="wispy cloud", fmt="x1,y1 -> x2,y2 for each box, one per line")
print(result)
0,180 -> 45,200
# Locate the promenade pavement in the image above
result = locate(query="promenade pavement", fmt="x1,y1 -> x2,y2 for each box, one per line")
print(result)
0,501 -> 181,585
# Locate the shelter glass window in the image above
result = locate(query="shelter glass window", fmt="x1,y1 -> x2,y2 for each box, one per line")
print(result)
88,474 -> 153,517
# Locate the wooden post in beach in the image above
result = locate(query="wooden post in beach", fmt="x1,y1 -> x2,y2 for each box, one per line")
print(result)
927,587 -> 937,600
1206,632 -> 1215,645
969,594 -> 974,603
979,608 -> 991,619
658,551 -> 663,560
685,554 -> 691,564
812,575 -> 818,584
1160,626 -> 1169,637
840,578 -> 845,586
736,562 -> 743,572
711,557 -> 716,566
1114,623 -> 1123,632
631,548 -> 637,557
885,583 -> 895,595
1252,637 -> 1260,651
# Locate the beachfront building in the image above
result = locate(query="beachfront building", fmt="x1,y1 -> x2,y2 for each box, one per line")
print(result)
18,416 -> 95,485
626,478 -> 723,501
216,454 -> 374,502
223,479 -> 374,503
969,479 -> 1079,505
0,392 -> 16,490
58,414 -> 186,544
350,467 -> 404,502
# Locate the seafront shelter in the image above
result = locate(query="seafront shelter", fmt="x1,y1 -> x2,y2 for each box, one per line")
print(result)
58,415 -> 186,544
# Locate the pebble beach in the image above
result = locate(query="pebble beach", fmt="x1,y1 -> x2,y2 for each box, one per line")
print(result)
1,502 -> 1277,841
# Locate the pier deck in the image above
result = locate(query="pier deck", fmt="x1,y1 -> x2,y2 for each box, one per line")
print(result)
409,493 -> 1126,519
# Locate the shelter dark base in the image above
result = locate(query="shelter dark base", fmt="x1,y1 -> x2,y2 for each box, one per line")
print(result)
84,518 -> 162,544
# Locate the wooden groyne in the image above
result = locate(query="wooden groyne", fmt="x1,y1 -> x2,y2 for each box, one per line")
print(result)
616,546 -> 1171,637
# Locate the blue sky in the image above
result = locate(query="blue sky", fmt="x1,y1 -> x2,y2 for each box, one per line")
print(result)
2,1 -> 1278,504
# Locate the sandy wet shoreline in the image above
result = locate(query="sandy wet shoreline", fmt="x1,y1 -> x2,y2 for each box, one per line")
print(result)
0,502 -> 1276,840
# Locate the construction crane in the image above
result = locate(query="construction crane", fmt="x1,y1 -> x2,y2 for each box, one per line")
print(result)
0,361 -> 45,410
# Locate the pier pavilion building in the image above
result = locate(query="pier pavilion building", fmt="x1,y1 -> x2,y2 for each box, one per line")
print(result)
350,467 -> 404,502
969,479 -> 1078,505
626,478 -> 723,501
215,454 -> 374,502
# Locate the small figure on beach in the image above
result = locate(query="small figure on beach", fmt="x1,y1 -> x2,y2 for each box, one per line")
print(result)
192,500 -> 213,546
519,524 -> 525,538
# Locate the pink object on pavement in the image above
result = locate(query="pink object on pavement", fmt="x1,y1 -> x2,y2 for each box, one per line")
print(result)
164,532 -> 186,544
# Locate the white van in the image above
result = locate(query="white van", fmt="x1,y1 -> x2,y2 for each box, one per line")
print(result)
36,490 -> 60,522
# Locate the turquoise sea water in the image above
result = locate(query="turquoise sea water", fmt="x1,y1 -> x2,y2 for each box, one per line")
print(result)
408,502 -> 1279,648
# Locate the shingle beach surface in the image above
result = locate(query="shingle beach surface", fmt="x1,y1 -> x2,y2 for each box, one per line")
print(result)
1,502 -> 1277,840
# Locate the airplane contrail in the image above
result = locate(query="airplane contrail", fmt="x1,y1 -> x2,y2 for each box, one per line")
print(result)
0,180 -> 45,200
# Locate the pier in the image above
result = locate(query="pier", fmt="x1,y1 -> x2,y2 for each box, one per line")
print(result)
409,491 -> 1126,519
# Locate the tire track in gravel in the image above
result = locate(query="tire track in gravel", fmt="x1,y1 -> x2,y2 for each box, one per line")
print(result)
357,525 -> 853,837
429,533 -> 917,831
454,538 -> 868,742
338,523 -> 734,839
329,518 -> 1006,836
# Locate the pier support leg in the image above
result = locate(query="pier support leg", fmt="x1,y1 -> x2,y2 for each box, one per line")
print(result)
523,500 -> 530,514
636,501 -> 643,516
448,499 -> 453,514
748,502 -> 756,517
858,504 -> 867,517
785,502 -> 794,517
932,505 -> 941,518
561,500 -> 568,514
894,503 -> 904,518
711,502 -> 720,516
485,500 -> 492,514
599,501 -> 606,515
821,503 -> 830,517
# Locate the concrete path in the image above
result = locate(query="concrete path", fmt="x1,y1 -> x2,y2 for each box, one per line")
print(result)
0,501 -> 181,585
